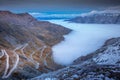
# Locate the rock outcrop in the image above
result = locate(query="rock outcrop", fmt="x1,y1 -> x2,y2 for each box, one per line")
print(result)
30,37 -> 120,80
68,6 -> 120,24
0,11 -> 71,80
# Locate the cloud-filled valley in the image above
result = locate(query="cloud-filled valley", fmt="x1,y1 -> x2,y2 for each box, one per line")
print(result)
48,20 -> 120,65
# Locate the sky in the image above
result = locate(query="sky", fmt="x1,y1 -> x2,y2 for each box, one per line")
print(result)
0,0 -> 120,12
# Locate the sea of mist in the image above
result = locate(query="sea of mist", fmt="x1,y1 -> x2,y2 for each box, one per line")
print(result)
48,20 -> 120,65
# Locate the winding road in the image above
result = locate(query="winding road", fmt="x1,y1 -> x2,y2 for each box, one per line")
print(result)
4,49 -> 20,78
1,49 -> 10,78
40,46 -> 47,59
0,43 -> 50,78
0,47 -> 20,78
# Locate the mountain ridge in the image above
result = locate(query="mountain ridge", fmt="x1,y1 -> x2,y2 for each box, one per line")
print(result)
0,11 -> 71,80
68,6 -> 120,24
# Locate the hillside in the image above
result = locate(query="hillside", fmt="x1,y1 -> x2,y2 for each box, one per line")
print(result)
0,11 -> 71,80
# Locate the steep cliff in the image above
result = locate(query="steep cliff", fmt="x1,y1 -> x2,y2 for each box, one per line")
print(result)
0,11 -> 71,80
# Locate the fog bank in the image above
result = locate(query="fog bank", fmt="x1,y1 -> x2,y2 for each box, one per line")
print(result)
48,20 -> 120,65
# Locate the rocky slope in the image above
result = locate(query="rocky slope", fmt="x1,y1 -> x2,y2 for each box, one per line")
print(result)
30,37 -> 120,80
73,37 -> 120,65
30,65 -> 120,80
68,6 -> 120,24
0,11 -> 71,80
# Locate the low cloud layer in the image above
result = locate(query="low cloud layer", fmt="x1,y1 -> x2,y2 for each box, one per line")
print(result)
49,20 -> 120,65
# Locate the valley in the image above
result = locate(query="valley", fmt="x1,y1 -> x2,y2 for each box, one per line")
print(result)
0,6 -> 120,80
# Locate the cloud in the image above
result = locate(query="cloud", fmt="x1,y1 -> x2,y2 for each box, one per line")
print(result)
49,20 -> 120,65
0,0 -> 120,12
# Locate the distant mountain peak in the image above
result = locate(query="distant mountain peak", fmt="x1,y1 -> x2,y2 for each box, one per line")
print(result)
68,6 -> 120,24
